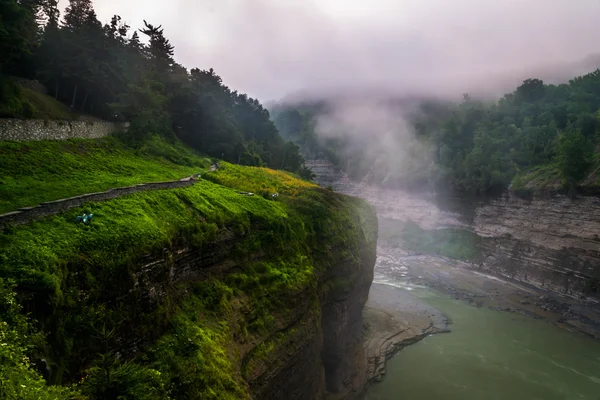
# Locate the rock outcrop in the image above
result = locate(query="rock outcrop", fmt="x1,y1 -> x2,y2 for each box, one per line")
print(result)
128,201 -> 379,400
475,193 -> 600,300
308,158 -> 600,302
362,283 -> 449,383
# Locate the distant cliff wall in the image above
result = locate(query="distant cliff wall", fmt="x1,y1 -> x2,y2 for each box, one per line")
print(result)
475,193 -> 600,300
308,158 -> 600,301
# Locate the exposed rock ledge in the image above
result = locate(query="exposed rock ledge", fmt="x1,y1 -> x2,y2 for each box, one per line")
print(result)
362,283 -> 450,385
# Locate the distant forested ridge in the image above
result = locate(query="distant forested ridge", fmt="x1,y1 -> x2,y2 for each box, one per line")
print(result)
273,71 -> 600,195
0,0 -> 312,177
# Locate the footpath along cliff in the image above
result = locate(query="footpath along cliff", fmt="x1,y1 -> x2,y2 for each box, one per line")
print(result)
0,157 -> 378,399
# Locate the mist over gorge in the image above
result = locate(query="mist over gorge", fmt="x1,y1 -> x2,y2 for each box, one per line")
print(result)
2,0 -> 600,399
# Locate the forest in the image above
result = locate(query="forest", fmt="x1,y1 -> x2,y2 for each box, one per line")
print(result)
0,0 -> 312,177
273,73 -> 600,195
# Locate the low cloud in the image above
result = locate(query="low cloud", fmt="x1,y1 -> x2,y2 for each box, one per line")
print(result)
312,98 -> 435,187
80,0 -> 600,102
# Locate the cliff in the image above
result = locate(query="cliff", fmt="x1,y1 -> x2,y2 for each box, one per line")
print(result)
475,192 -> 600,300
0,162 -> 377,399
307,158 -> 600,303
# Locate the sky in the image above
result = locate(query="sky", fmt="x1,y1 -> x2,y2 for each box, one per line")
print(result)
62,0 -> 600,102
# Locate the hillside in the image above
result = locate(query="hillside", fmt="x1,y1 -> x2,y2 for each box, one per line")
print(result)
0,0 -> 312,179
0,145 -> 377,398
0,136 -> 210,214
0,82 -> 87,120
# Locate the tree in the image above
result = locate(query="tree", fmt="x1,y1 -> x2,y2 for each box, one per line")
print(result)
63,0 -> 94,29
516,78 -> 545,103
111,77 -> 170,139
557,130 -> 592,193
0,0 -> 40,75
140,20 -> 175,73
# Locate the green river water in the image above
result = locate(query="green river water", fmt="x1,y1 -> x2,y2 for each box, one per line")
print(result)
362,286 -> 600,400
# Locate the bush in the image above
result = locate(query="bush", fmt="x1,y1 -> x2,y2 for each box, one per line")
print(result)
557,130 -> 593,192
0,279 -> 80,399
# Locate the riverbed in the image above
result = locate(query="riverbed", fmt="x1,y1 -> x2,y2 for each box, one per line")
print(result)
362,282 -> 600,400
306,160 -> 600,399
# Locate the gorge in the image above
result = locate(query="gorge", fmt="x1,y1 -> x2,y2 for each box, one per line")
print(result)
2,138 -> 599,399
307,159 -> 600,399
2,0 -> 600,398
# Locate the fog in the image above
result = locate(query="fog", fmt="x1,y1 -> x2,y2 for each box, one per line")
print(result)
313,98 -> 433,183
70,0 -> 600,183
79,0 -> 599,102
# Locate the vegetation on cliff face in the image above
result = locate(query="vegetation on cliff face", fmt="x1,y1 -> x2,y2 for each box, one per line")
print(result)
274,70 -> 600,194
0,158 -> 376,399
0,0 -> 312,178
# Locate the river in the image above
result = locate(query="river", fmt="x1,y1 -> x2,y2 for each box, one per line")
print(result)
362,281 -> 600,400
304,160 -> 600,400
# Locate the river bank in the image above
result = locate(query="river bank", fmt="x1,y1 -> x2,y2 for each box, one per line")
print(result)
306,159 -> 600,397
362,283 -> 450,383
362,283 -> 600,400
359,243 -> 600,395
374,243 -> 600,340
360,247 -> 600,398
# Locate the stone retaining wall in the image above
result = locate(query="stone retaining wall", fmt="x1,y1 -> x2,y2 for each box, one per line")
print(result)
0,118 -> 128,141
0,177 -> 197,227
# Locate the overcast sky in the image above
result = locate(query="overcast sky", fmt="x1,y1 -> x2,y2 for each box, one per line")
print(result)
63,0 -> 600,102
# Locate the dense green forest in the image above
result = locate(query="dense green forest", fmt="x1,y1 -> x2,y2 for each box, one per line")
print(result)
0,0 -> 312,177
273,72 -> 600,195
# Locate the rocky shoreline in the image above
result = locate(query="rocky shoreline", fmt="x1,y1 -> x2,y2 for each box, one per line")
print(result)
362,283 -> 450,384
379,249 -> 600,340
360,244 -> 600,396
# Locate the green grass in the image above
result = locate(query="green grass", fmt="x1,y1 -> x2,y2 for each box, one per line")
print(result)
513,163 -> 562,192
18,86 -> 79,120
382,220 -> 481,262
511,154 -> 600,193
0,135 -> 210,213
0,161 -> 376,399
204,162 -> 317,197
0,80 -> 82,120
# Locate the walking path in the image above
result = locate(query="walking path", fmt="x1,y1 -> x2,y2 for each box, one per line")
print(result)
0,174 -> 201,227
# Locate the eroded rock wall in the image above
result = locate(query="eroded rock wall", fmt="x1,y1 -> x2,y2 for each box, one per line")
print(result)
307,158 -> 600,301
320,233 -> 377,398
127,202 -> 378,400
246,212 -> 378,400
475,193 -> 600,300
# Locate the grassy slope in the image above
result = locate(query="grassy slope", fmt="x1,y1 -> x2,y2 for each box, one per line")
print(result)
0,136 -> 210,213
0,160 -> 374,398
512,152 -> 600,194
0,83 -> 82,120
18,86 -> 79,120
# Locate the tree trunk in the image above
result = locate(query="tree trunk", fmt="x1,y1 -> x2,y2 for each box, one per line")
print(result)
280,151 -> 287,169
81,92 -> 89,112
70,84 -> 78,109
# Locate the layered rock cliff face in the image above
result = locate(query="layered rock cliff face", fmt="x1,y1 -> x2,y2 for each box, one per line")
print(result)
306,159 -> 600,302
113,192 -> 379,400
244,231 -> 377,400
475,193 -> 600,300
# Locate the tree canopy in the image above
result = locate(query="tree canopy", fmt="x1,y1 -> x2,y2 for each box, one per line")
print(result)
0,0 -> 312,177
273,71 -> 600,194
